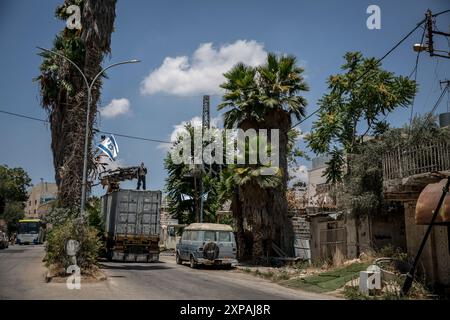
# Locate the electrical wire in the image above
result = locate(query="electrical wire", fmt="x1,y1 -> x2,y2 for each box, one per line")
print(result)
0,109 -> 172,144
415,82 -> 450,132
3,9 -> 449,142
429,83 -> 449,115
290,9 -> 450,129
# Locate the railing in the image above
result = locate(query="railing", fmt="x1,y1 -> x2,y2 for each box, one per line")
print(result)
383,142 -> 450,180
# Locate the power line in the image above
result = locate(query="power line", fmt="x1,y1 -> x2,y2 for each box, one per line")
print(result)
429,82 -> 449,114
415,82 -> 450,132
0,110 -> 48,123
96,130 -> 171,144
0,109 -> 172,144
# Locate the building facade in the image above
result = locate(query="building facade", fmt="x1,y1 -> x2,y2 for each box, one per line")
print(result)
25,181 -> 58,219
383,140 -> 450,289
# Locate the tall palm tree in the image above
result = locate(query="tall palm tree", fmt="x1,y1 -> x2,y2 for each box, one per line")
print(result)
218,54 -> 309,260
37,0 -> 116,209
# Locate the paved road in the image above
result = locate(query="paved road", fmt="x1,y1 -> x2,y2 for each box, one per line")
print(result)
0,245 -> 336,300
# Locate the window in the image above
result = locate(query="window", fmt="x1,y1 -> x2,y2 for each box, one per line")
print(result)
168,226 -> 175,237
204,231 -> 216,242
18,222 -> 39,234
218,231 -> 231,242
189,231 -> 199,241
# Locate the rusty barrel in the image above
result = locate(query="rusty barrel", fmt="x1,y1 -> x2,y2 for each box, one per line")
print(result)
415,179 -> 450,225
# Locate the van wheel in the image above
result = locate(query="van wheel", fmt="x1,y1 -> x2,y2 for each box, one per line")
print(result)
190,256 -> 197,269
176,252 -> 182,265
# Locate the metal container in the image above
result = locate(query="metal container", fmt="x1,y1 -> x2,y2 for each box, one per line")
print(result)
102,189 -> 162,262
103,189 -> 161,237
415,179 -> 450,225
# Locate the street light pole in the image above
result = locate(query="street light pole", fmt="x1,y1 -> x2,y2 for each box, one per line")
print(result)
37,47 -> 140,218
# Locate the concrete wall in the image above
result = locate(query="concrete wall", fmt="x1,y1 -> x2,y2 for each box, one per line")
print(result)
307,166 -> 327,207
370,211 -> 406,251
309,212 -> 406,262
404,202 -> 450,287
344,215 -> 371,259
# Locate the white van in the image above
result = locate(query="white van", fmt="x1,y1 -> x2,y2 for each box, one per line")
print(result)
176,223 -> 238,268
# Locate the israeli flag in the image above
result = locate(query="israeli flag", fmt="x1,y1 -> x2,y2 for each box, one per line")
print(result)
97,135 -> 119,161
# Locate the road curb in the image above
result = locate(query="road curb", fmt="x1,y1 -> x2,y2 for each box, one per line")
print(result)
44,269 -> 107,283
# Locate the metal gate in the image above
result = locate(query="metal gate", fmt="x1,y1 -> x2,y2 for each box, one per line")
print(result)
291,215 -> 311,260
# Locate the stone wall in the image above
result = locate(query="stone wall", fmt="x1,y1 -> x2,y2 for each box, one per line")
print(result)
404,201 -> 450,287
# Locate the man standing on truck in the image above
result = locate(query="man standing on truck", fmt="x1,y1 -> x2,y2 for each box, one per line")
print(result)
137,162 -> 147,190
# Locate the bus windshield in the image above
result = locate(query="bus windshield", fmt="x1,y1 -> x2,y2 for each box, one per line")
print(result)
18,222 -> 40,234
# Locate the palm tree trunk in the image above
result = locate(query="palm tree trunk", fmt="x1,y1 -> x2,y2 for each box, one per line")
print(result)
264,109 -> 294,256
231,188 -> 246,259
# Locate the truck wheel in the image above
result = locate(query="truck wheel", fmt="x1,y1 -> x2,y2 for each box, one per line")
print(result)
189,255 -> 197,269
176,252 -> 182,265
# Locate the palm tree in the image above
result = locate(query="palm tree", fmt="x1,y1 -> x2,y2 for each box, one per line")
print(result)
218,53 -> 309,260
37,0 -> 116,209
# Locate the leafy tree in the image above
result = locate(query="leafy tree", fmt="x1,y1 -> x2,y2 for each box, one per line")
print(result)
2,202 -> 25,233
344,113 -> 449,213
36,0 -> 116,209
218,53 -> 309,260
86,196 -> 103,232
0,165 -> 32,231
307,52 -> 416,183
164,123 -> 223,224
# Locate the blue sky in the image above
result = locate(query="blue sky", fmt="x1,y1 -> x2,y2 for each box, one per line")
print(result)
0,0 -> 449,194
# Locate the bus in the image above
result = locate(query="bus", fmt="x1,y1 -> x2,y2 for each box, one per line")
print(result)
17,219 -> 45,245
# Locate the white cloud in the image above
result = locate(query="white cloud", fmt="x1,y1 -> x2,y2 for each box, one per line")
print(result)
140,40 -> 267,97
99,98 -> 131,118
290,128 -> 309,142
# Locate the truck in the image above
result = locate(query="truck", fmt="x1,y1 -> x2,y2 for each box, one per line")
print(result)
102,189 -> 161,262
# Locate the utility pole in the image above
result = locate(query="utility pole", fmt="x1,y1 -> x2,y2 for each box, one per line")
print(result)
422,10 -> 450,59
202,95 -> 210,131
199,95 -> 210,223
425,9 -> 434,56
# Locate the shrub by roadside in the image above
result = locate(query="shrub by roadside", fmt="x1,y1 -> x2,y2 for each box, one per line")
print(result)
44,207 -> 103,276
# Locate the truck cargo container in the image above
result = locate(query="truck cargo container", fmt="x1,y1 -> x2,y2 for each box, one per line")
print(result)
102,189 -> 161,262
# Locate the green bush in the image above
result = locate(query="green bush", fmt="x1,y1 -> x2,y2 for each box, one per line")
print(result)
44,218 -> 102,274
